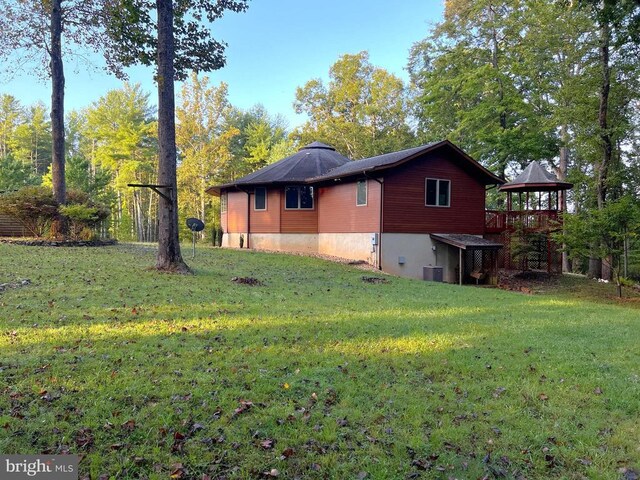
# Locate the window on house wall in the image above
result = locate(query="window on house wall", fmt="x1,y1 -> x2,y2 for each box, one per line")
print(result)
425,178 -> 450,207
221,192 -> 227,212
356,180 -> 367,206
285,186 -> 314,209
254,187 -> 266,210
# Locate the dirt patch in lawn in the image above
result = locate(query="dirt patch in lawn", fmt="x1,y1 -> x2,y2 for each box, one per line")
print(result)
498,270 -> 562,294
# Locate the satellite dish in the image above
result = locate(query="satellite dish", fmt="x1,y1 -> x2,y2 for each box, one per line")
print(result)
186,218 -> 205,232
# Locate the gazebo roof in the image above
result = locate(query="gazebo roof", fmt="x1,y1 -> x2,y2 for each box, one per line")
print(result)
499,161 -> 573,192
206,142 -> 350,195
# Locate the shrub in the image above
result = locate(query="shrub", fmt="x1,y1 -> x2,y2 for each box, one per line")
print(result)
60,194 -> 110,240
0,186 -> 58,237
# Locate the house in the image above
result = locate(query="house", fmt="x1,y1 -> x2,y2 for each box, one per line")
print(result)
206,140 -> 505,283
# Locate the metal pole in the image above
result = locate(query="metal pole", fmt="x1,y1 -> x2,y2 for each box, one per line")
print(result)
192,231 -> 196,259
459,248 -> 463,286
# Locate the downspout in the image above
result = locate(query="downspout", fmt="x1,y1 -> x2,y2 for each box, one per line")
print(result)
367,173 -> 384,271
237,186 -> 251,249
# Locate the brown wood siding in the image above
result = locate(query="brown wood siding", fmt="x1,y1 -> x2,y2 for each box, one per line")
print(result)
280,188 -> 318,233
221,211 -> 228,233
383,153 -> 486,234
250,189 -> 281,233
226,191 -> 248,233
0,214 -> 27,237
318,180 -> 381,233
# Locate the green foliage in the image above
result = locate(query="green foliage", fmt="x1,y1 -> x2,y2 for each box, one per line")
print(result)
101,0 -> 249,81
0,186 -> 58,237
60,200 -> 110,240
510,222 -> 547,273
0,154 -> 39,192
294,51 -> 416,159
84,84 -> 158,241
0,244 -> 639,478
560,196 -> 640,288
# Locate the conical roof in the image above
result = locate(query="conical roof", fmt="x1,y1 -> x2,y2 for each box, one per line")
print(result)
215,142 -> 350,190
499,161 -> 573,192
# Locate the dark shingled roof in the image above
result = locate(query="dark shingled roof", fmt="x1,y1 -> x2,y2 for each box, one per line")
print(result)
430,233 -> 503,250
499,161 -> 573,192
206,142 -> 349,194
311,140 -> 503,185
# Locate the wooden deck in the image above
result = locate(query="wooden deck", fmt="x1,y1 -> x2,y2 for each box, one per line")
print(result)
485,210 -> 560,233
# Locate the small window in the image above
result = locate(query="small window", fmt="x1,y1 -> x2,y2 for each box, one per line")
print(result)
356,180 -> 367,206
425,178 -> 450,207
285,186 -> 314,209
221,192 -> 227,212
254,187 -> 266,210
285,187 -> 299,209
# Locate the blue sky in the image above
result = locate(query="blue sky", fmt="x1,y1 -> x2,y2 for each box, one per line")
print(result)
0,0 -> 443,129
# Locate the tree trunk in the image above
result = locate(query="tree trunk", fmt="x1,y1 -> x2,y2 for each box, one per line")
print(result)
596,20 -> 612,210
50,0 -> 65,205
559,124 -> 571,273
155,0 -> 190,273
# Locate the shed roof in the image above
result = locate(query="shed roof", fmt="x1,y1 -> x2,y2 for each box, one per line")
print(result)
430,233 -> 503,250
499,161 -> 573,192
206,142 -> 350,195
311,140 -> 503,185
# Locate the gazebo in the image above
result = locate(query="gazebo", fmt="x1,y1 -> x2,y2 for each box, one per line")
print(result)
485,162 -> 572,273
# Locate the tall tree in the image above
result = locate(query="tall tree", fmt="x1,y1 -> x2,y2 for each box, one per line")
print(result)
408,0 -> 556,178
0,95 -> 23,159
294,51 -> 416,159
102,0 -> 249,272
0,0 -> 104,208
84,84 -> 158,241
176,74 -> 238,238
13,103 -> 53,175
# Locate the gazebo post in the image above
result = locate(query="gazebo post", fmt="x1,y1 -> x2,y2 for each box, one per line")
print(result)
459,248 -> 463,286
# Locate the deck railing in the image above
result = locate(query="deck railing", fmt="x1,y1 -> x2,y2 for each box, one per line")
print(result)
485,210 -> 560,233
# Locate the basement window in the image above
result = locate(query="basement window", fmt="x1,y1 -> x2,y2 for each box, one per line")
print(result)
425,178 -> 450,207
356,180 -> 367,206
285,186 -> 314,209
254,187 -> 267,210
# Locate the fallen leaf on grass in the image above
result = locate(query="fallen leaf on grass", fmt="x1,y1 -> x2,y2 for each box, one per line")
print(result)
232,400 -> 253,418
170,464 -> 186,478
75,428 -> 93,449
538,393 -> 549,401
593,387 -> 603,395
411,458 -> 432,471
279,447 -> 295,460
260,439 -> 275,450
493,387 -> 506,398
121,419 -> 136,431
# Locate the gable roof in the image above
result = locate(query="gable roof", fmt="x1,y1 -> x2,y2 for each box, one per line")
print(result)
206,142 -> 349,195
311,140 -> 503,185
499,161 -> 573,192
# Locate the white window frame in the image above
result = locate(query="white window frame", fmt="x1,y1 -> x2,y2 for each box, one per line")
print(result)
284,186 -> 314,210
356,180 -> 367,206
425,178 -> 451,207
254,187 -> 267,211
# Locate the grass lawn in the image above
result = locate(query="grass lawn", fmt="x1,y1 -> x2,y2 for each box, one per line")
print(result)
0,243 -> 638,479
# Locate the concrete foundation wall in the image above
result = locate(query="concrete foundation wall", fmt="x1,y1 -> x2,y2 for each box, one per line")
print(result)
248,233 -> 318,254
380,234 -> 459,282
318,233 -> 376,265
222,232 -> 247,248
222,232 -> 462,283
